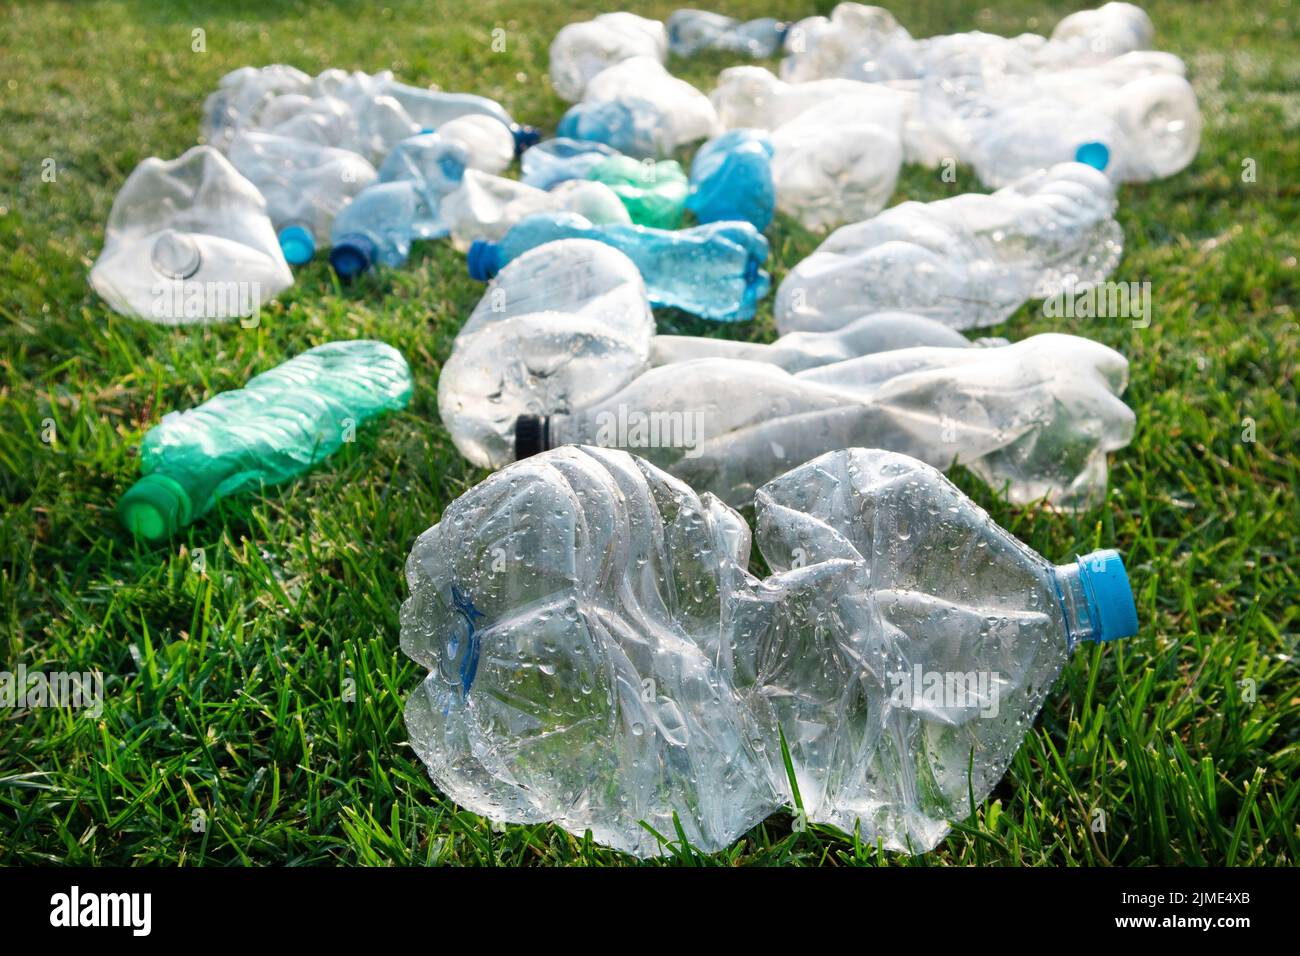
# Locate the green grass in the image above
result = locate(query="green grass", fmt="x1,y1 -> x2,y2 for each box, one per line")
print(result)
1,0 -> 1297,866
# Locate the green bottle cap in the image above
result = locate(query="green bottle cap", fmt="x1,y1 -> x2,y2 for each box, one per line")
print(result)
118,472 -> 194,542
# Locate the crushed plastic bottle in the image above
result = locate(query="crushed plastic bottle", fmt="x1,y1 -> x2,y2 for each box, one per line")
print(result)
548,13 -> 667,102
712,65 -> 881,130
729,447 -> 1140,851
516,332 -> 1135,510
776,161 -> 1122,333
90,145 -> 293,322
667,10 -> 788,58
934,52 -> 1202,186
401,443 -> 1138,856
587,156 -> 689,228
686,129 -> 775,232
378,114 -> 517,195
467,211 -> 770,322
203,65 -> 537,159
1049,2 -> 1155,62
401,443 -> 777,858
520,137 -> 618,190
779,3 -> 918,84
440,171 -> 630,252
329,179 -> 445,278
778,3 -> 1158,85
564,56 -> 720,156
649,311 -> 990,372
118,340 -> 412,542
227,131 -> 377,265
439,240 -> 655,469
769,88 -> 905,230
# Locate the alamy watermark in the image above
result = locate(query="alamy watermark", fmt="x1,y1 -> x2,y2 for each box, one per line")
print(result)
1,664 -> 103,717
1042,280 -> 1151,328
594,404 -> 706,459
151,279 -> 262,325
888,665 -> 1001,718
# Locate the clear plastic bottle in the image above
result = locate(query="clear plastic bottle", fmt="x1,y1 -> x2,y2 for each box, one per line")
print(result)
548,13 -> 667,103
440,171 -> 631,252
687,129 -> 775,232
769,90 -> 905,230
439,239 -> 655,470
400,444 -> 1139,856
118,340 -> 412,542
649,311 -> 986,371
467,211 -> 771,322
328,179 -> 444,278
90,145 -> 293,322
520,137 -> 618,190
227,131 -> 377,265
572,56 -> 720,156
667,10 -> 788,58
729,447 -> 1139,851
776,161 -> 1122,333
401,443 -> 777,858
519,333 -> 1135,510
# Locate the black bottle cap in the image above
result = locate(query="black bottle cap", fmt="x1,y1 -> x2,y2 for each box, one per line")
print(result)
515,415 -> 549,460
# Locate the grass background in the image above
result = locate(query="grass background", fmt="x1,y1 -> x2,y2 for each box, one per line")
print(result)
0,0 -> 1296,865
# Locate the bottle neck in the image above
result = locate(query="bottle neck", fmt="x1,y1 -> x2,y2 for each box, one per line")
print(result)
1053,560 -> 1098,648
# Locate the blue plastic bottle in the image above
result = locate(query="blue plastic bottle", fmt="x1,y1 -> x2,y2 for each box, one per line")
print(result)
688,129 -> 776,232
329,180 -> 445,279
467,211 -> 770,322
557,99 -> 662,158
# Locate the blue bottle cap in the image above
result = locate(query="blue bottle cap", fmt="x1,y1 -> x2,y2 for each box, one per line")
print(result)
278,225 -> 316,265
1076,549 -> 1139,642
512,124 -> 542,156
1075,141 -> 1110,172
466,240 -> 500,281
329,233 -> 376,280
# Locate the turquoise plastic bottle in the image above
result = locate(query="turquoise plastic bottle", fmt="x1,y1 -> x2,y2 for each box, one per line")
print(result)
467,211 -> 770,322
118,340 -> 413,542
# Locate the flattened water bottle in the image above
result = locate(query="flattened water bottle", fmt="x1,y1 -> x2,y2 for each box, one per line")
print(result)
118,341 -> 412,541
729,447 -> 1140,851
467,211 -> 770,322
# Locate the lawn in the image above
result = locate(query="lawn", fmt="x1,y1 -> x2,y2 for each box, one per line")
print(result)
0,0 -> 1296,865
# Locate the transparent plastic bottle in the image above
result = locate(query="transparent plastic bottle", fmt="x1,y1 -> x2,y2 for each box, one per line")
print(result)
649,311 -> 986,371
401,443 -> 778,858
687,129 -> 775,232
667,10 -> 788,58
548,12 -> 668,102
518,333 -> 1135,510
90,145 -> 293,323
227,131 -> 377,265
572,56 -> 720,156
769,90 -> 905,230
776,161 -> 1122,333
520,137 -> 618,190
439,239 -> 655,470
587,155 -> 689,228
729,447 -> 1139,851
440,171 -> 630,252
467,211 -> 770,322
328,179 -> 443,278
378,114 -> 517,193
118,340 -> 412,542
400,444 -> 1138,857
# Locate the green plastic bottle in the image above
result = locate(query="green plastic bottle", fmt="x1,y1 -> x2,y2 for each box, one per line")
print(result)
118,340 -> 413,542
587,156 -> 689,229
